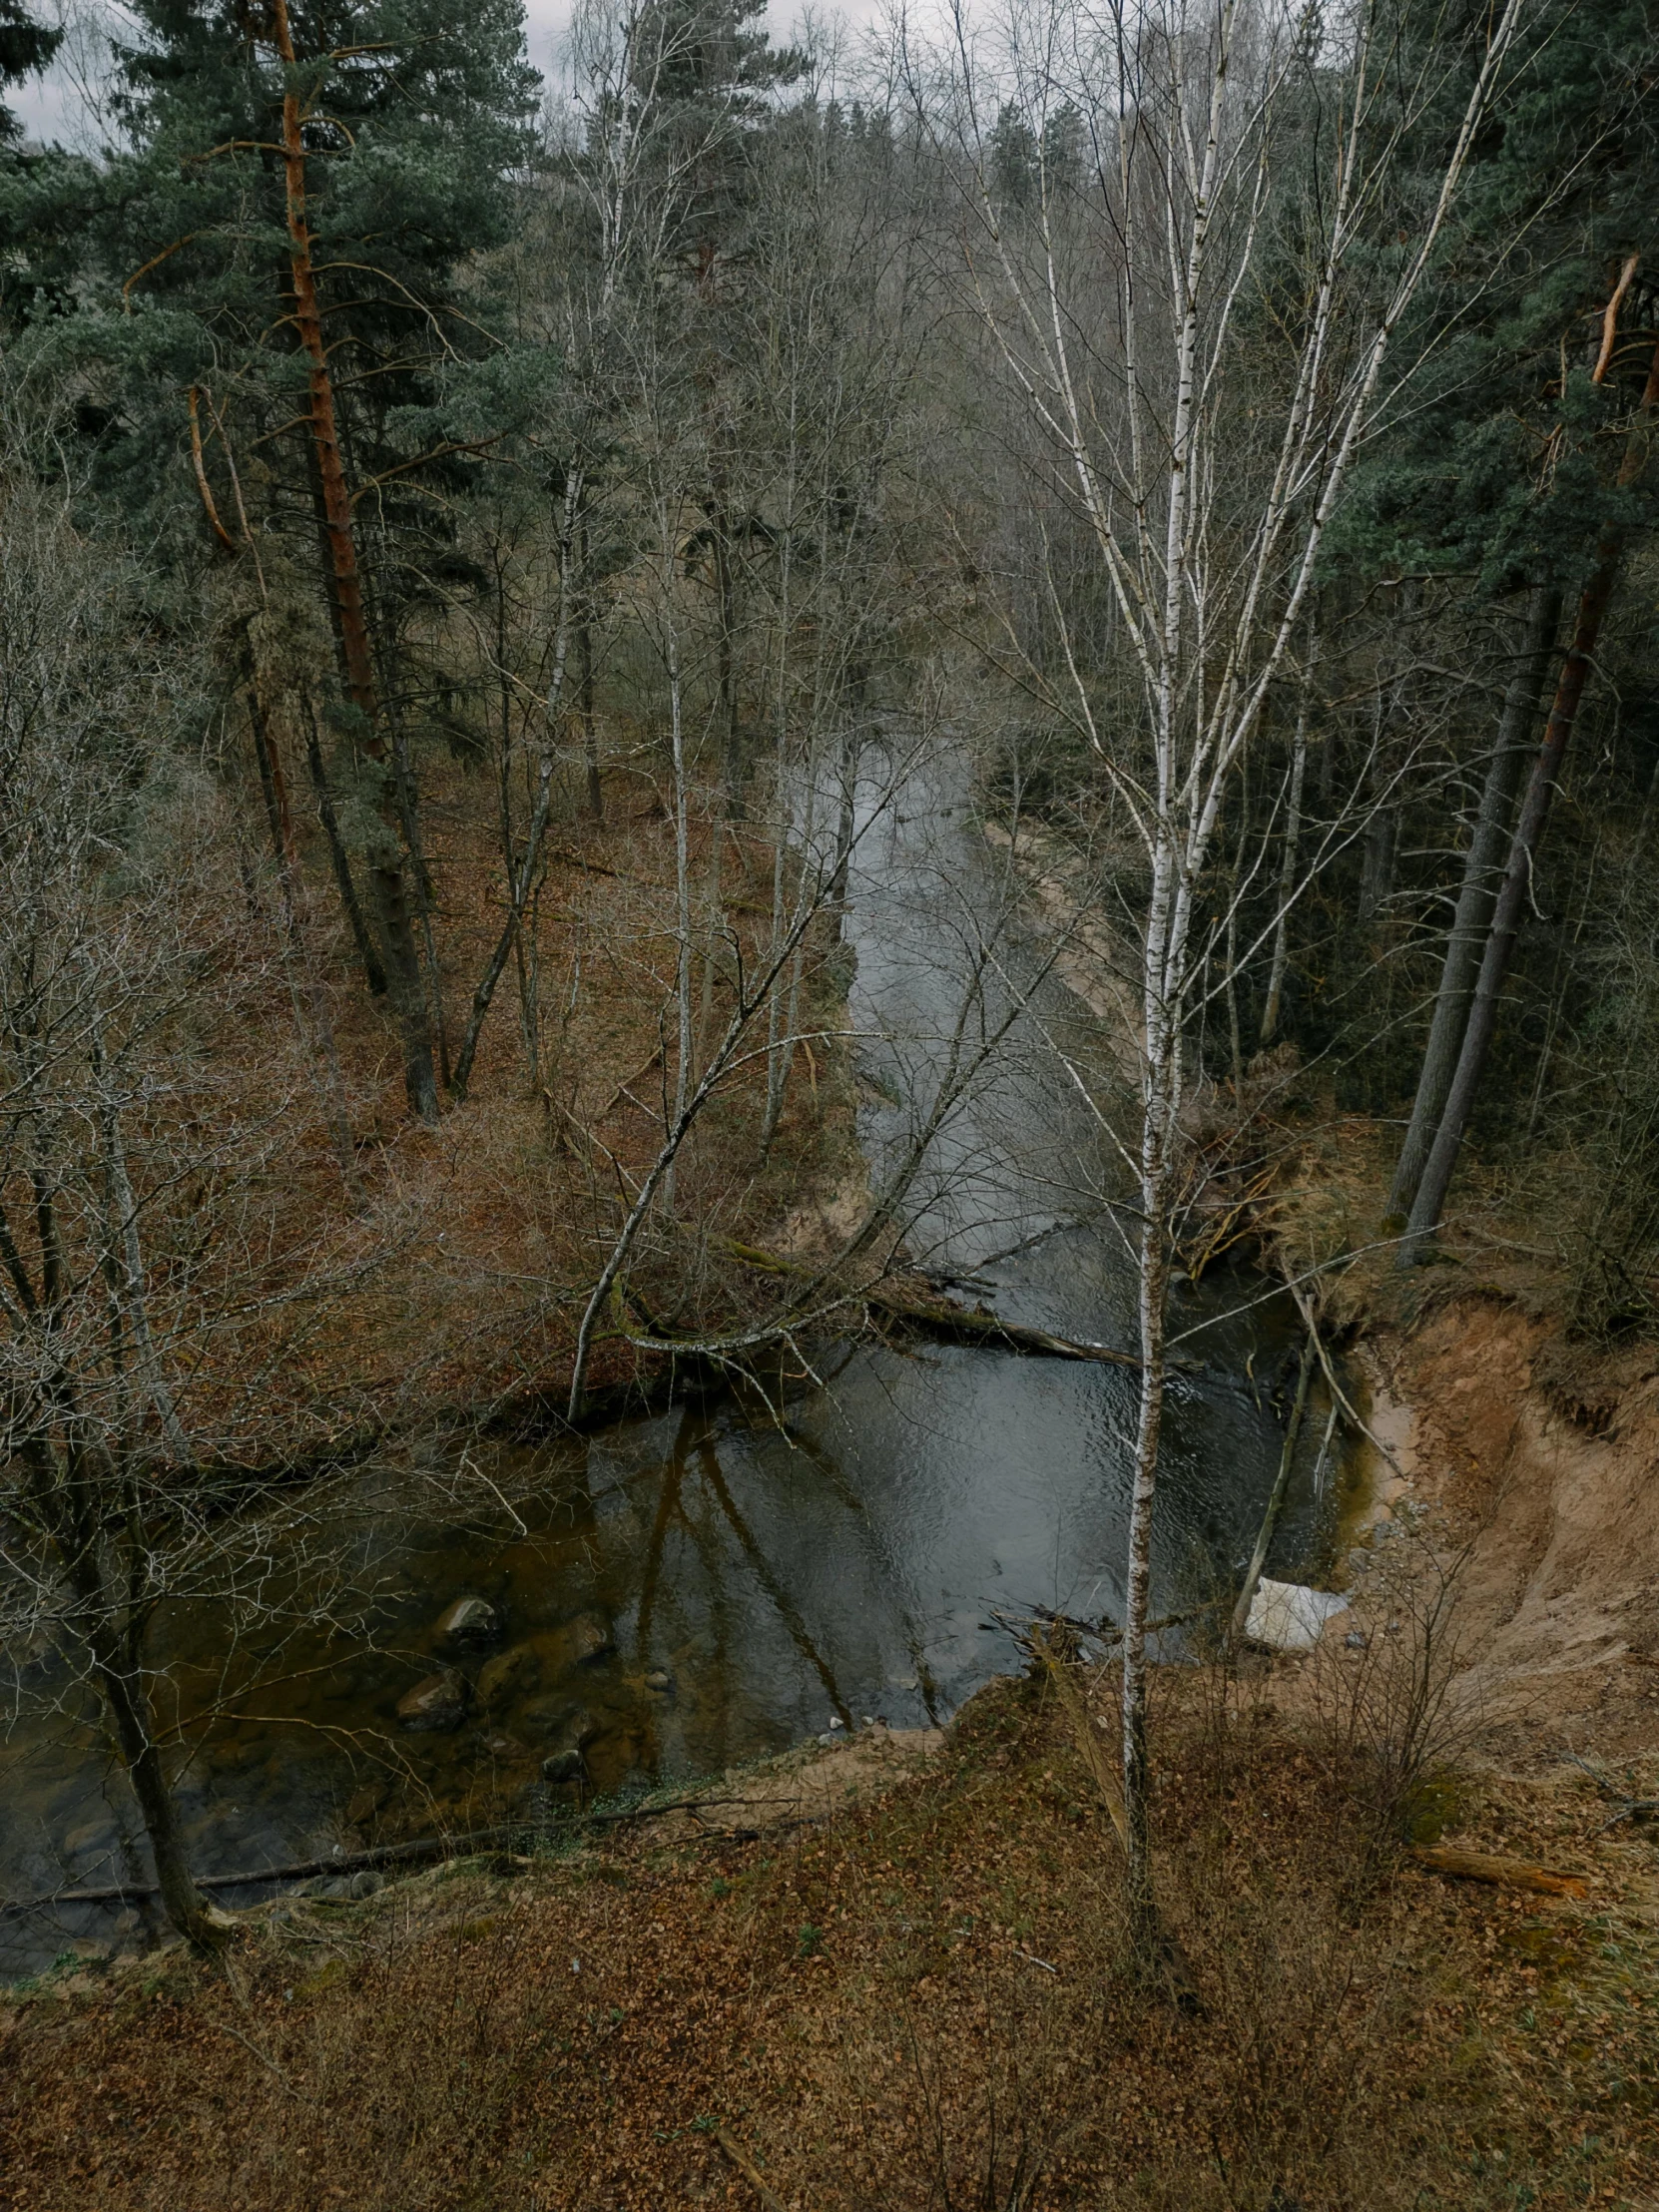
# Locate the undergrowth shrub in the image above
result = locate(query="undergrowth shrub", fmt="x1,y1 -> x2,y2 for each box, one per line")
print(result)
202,1919 -> 561,2211
805,1635 -> 1486,2212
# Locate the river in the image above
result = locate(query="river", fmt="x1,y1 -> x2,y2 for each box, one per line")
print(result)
0,741 -> 1347,1976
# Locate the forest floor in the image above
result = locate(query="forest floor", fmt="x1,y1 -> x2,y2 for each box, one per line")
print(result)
4,1280 -> 1657,2212
203,744 -> 868,1463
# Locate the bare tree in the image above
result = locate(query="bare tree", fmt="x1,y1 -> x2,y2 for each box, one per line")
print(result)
908,0 -> 1527,1949
0,464 -> 415,1950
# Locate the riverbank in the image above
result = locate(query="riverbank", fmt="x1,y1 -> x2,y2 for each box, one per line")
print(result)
2,733 -> 1314,1990
10,767 -> 1656,2207
152,751 -> 868,1468
3,1528 -> 1655,2211
8,1279 -> 1659,2204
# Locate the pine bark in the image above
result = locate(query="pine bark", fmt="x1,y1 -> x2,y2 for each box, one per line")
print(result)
1387,584 -> 1562,1222
1404,341 -> 1659,1252
269,0 -> 437,1120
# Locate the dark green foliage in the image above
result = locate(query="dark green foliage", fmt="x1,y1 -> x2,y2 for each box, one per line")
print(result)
0,0 -> 58,144
9,2 -> 539,570
1335,0 -> 1659,596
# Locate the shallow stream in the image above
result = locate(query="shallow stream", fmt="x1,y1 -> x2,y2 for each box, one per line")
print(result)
0,744 -> 1354,1976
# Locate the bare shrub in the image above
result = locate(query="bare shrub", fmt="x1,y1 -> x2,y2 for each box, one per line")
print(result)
802,1664 -> 1457,2212
848,1977 -> 1091,2212
1152,1675 -> 1415,2212
195,1921 -> 562,2211
1302,1524 -> 1480,1873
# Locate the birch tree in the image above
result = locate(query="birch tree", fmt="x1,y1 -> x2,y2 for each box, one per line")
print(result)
912,0 -> 1528,1949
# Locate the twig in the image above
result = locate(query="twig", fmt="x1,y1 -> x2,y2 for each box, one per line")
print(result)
1287,1277 -> 1403,1480
713,2125 -> 802,2212
1560,1751 -> 1659,1831
595,1046 -> 664,1120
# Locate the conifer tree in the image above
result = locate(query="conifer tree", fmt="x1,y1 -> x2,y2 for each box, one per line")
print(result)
634,0 -> 806,817
34,0 -> 537,1118
0,0 -> 58,144
1328,0 -> 1659,1233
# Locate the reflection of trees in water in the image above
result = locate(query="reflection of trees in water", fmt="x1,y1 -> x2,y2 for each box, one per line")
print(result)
696,1434 -> 852,1731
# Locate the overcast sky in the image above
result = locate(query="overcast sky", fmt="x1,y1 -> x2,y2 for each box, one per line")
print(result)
8,0 -> 886,146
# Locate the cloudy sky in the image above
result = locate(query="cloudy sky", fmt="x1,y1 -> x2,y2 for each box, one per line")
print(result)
9,0 -> 885,146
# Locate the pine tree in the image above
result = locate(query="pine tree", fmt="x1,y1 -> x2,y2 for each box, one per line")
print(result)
23,0 -> 538,1117
0,0 -> 58,144
1322,0 -> 1659,1234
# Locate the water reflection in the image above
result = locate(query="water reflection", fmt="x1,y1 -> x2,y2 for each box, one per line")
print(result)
0,739 -> 1349,1974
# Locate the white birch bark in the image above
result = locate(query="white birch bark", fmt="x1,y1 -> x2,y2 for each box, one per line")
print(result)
918,0 -> 1529,1943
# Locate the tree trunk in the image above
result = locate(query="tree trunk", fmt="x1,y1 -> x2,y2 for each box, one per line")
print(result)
1122,832 -> 1179,1962
95,1633 -> 221,1953
1358,793 -> 1395,924
578,506 -> 602,822
449,470 -> 580,1101
302,696 -> 388,1000
667,595 -> 693,1212
250,689 -> 362,1196
381,670 -> 451,1090
1386,585 -> 1561,1221
1403,339 -> 1659,1254
268,0 -> 436,1121
1122,1165 -> 1170,1958
40,1427 -> 220,1955
713,500 -> 742,820
1229,1332 -> 1315,1640
1260,609 -> 1319,1046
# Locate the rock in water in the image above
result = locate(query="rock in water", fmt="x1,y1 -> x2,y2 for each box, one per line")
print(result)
476,1642 -> 540,1712
643,1669 -> 674,1694
548,1610 -> 615,1670
435,1595 -> 500,1649
1244,1578 -> 1351,1654
396,1669 -> 468,1731
540,1708 -> 602,1784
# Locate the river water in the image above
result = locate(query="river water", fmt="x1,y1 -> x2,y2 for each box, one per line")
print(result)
0,743 -> 1346,1976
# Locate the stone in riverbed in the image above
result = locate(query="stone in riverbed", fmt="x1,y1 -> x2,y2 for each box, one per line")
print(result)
477,1642 -> 540,1712
643,1669 -> 674,1694
396,1669 -> 469,1731
547,1610 -> 616,1670
540,1708 -> 602,1784
435,1596 -> 500,1649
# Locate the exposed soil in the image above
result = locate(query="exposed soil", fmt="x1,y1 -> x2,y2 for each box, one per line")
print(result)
1357,1295 -> 1659,1766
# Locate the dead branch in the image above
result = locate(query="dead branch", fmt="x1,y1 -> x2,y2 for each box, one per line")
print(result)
1409,1847 -> 1588,1899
